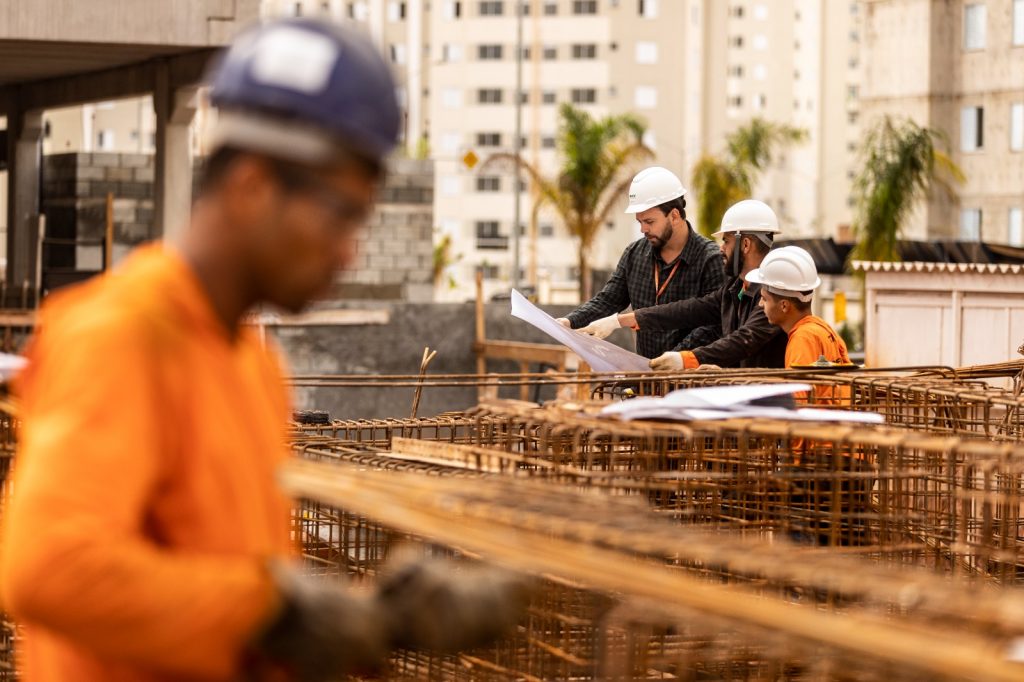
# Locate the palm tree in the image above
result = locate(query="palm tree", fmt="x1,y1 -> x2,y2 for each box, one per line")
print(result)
481,104 -> 652,299
850,116 -> 965,263
690,118 -> 807,236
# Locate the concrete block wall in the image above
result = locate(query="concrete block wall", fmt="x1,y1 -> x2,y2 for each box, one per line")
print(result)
41,153 -> 157,270
334,157 -> 435,302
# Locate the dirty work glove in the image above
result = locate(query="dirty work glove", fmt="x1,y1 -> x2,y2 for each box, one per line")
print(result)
579,313 -> 622,339
376,554 -> 530,652
555,317 -> 572,328
696,364 -> 722,371
249,561 -> 392,681
650,351 -> 684,371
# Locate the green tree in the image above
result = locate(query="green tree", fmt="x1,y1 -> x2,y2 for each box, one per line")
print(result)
690,118 -> 807,236
482,104 -> 652,299
850,116 -> 964,263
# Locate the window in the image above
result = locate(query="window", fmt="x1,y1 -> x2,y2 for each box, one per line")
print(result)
478,44 -> 503,59
635,41 -> 658,64
541,136 -> 557,148
544,1 -> 557,15
754,4 -> 768,20
97,129 -> 115,150
729,5 -> 744,18
634,86 -> 657,109
353,1 -> 369,19
728,65 -> 744,77
728,96 -> 743,108
481,264 -> 500,279
752,64 -> 766,80
729,35 -> 744,48
1015,0 -> 1024,45
543,45 -> 558,59
847,110 -> 859,124
518,90 -> 529,104
961,106 -> 984,151
293,2 -> 302,16
754,94 -> 767,110
960,209 -> 982,241
572,44 -> 597,59
848,85 -> 860,99
571,88 -> 597,104
849,57 -> 860,69
476,176 -> 501,192
477,88 -> 503,104
540,223 -> 555,237
638,0 -> 658,18
444,1 -> 462,18
964,4 -> 986,50
442,88 -> 462,108
1012,103 -> 1024,151
542,90 -> 557,104
442,43 -> 464,61
573,0 -> 597,14
476,221 -> 507,249
387,1 -> 407,20
476,132 -> 502,146
479,1 -> 503,15
389,44 -> 407,64
752,34 -> 768,50
1011,208 -> 1024,246
642,130 -> 657,150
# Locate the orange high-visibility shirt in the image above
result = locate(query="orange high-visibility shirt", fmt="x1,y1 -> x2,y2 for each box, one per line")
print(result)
786,315 -> 851,405
0,244 -> 293,681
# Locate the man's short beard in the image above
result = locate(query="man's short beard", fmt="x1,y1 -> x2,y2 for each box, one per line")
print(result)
649,223 -> 673,250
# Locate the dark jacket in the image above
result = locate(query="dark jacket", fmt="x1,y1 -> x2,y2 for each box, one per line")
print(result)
565,228 -> 725,358
633,277 -> 787,368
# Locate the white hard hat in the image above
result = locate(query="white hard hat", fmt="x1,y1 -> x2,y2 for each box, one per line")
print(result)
624,166 -> 687,214
713,199 -> 781,237
745,246 -> 821,302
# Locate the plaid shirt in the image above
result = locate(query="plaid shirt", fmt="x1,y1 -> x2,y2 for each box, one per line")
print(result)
566,228 -> 726,358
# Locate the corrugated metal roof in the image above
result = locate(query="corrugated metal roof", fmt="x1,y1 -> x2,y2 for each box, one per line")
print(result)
852,261 -> 1024,274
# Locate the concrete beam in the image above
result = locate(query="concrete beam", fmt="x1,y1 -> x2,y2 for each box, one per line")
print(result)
153,61 -> 198,244
0,49 -> 215,116
5,109 -> 43,290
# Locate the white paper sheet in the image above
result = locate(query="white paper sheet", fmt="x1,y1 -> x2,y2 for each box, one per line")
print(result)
510,290 -> 650,373
600,383 -> 884,424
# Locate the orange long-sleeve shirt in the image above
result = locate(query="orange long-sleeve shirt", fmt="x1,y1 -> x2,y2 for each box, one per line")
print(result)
786,315 -> 851,405
0,244 -> 293,681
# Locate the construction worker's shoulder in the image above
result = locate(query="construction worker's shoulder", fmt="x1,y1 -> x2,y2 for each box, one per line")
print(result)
36,244 -> 186,350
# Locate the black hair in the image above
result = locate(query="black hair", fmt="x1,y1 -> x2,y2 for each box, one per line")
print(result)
654,196 -> 687,224
764,288 -> 813,312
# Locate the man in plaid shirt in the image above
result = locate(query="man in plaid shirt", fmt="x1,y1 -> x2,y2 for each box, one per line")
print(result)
557,167 -> 725,358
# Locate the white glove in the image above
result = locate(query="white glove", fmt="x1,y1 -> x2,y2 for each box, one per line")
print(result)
579,314 -> 622,339
649,351 -> 684,371
555,318 -> 572,328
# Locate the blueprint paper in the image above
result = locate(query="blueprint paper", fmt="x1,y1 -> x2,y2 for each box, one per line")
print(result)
510,290 -> 650,373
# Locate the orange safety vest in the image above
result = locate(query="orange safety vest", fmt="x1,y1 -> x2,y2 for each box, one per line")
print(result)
0,245 -> 291,681
786,315 -> 851,405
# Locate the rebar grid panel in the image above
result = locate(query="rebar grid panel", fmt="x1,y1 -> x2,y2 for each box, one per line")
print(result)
448,401 -> 1024,581
290,413 -> 490,451
591,369 -> 1024,441
282,457 -> 1024,682
0,402 -> 18,681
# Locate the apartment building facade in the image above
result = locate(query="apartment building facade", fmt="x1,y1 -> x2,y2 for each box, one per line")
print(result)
42,0 -> 869,301
702,0 -> 863,241
861,0 -> 1024,244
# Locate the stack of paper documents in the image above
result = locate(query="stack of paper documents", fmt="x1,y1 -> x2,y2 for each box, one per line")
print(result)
600,384 -> 884,424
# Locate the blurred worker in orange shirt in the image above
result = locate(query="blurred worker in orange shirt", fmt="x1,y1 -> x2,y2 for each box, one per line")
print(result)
0,18 -> 522,682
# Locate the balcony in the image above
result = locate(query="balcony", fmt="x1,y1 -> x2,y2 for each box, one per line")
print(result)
476,235 -> 509,250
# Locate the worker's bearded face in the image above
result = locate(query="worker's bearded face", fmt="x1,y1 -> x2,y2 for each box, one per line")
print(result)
250,162 -> 377,312
637,207 -> 674,250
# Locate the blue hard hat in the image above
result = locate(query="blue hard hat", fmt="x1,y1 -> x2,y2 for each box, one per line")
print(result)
206,18 -> 400,164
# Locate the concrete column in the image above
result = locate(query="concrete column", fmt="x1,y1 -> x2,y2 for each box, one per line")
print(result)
5,108 -> 44,295
153,61 -> 198,245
